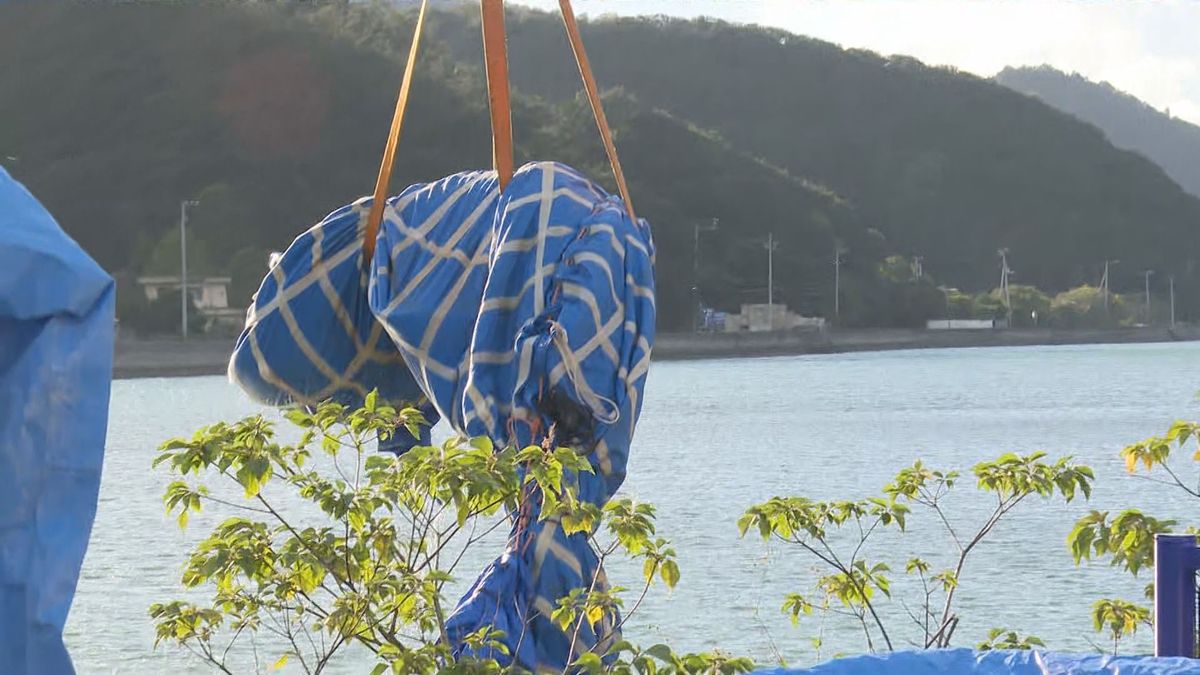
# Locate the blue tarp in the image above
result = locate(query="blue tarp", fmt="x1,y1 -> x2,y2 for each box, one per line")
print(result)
0,166 -> 115,674
761,649 -> 1200,674
231,161 -> 655,671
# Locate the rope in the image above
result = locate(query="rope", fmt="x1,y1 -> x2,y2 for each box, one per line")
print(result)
557,0 -> 637,222
548,320 -> 620,425
481,0 -> 515,191
363,0 -> 429,261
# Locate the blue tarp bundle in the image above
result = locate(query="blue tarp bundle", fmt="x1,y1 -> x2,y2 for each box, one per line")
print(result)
231,161 -> 655,671
0,166 -> 115,674
761,648 -> 1200,674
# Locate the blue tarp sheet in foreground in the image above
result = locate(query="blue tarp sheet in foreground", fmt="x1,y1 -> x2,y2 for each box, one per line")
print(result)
0,167 -> 115,673
761,648 -> 1200,674
230,161 -> 655,671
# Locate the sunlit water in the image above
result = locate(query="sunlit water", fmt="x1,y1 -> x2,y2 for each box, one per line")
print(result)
65,342 -> 1200,672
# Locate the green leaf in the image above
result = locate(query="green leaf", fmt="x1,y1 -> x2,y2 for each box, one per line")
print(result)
573,651 -> 604,675
643,558 -> 656,584
271,654 -> 289,670
660,559 -> 680,589
645,644 -> 674,662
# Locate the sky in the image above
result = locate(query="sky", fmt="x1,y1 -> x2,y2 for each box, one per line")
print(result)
514,0 -> 1200,126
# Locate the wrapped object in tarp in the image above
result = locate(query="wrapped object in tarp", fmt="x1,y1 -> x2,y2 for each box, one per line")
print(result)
370,161 -> 654,670
759,648 -> 1200,674
0,166 -> 115,674
229,199 -> 427,409
227,161 -> 655,671
228,198 -> 436,449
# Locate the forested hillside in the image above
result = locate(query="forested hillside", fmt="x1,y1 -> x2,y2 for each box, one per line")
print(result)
3,2 -> 1199,329
0,2 -> 869,329
434,8 -> 1200,299
997,65 -> 1200,200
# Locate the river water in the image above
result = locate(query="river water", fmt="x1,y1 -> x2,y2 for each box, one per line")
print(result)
65,343 -> 1200,672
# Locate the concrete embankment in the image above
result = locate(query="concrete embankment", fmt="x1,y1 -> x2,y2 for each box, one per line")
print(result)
654,325 -> 1200,360
113,326 -> 1200,380
114,337 -> 235,379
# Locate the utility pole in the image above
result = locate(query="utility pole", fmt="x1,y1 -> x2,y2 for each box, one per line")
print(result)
1100,259 -> 1119,315
1144,269 -> 1155,325
764,232 -> 778,330
1170,275 -> 1176,328
833,243 -> 847,322
180,199 -> 200,339
999,248 -> 1013,326
692,218 -> 718,332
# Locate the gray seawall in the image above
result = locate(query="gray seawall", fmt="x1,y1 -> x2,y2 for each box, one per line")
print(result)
114,326 -> 1200,379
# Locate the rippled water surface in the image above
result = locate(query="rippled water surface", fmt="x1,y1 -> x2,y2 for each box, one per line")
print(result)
66,342 -> 1200,672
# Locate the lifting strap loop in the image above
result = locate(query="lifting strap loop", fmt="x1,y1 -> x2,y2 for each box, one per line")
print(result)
363,0 -> 429,261
558,0 -> 637,223
481,0 -> 515,191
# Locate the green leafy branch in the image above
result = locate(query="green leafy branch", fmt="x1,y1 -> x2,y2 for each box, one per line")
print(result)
741,452 -> 1090,655
1066,418 -> 1200,653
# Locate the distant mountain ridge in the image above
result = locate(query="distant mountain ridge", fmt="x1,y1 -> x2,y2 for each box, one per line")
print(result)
431,10 -> 1200,297
996,65 -> 1200,200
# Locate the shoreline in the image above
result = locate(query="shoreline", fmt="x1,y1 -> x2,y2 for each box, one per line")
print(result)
113,326 -> 1200,380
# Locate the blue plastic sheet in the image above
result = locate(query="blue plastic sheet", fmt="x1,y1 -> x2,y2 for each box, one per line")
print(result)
228,198 -> 427,410
0,166 -> 115,674
760,648 -> 1200,674
230,161 -> 655,671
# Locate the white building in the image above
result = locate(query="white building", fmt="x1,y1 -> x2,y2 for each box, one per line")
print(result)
926,319 -> 1000,330
137,276 -> 244,330
723,303 -> 826,332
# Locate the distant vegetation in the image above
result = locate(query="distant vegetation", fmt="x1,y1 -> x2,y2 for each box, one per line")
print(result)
3,3 -> 1199,332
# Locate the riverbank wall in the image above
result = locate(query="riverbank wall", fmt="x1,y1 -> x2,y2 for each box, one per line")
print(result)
113,326 -> 1200,380
655,325 -> 1200,360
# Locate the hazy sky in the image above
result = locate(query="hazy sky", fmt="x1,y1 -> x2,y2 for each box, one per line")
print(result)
515,0 -> 1200,126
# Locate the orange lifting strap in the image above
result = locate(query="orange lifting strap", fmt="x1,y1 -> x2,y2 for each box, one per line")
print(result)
363,0 -> 637,260
556,0 -> 637,222
363,0 -> 428,260
481,0 -> 515,192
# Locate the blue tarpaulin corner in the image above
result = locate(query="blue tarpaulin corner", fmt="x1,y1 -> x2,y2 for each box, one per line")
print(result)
758,648 -> 1200,674
0,166 -> 114,674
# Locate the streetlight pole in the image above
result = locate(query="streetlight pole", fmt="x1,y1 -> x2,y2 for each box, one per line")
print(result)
764,232 -> 778,330
998,248 -> 1013,327
1169,275 -> 1176,328
833,243 -> 847,322
692,218 -> 718,332
1144,269 -> 1155,325
1101,259 -> 1117,315
180,199 -> 199,339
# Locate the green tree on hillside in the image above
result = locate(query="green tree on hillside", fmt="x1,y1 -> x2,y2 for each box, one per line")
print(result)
141,227 -> 219,279
228,246 -> 271,308
938,288 -> 974,319
972,293 -> 1006,321
1048,285 -> 1130,328
990,285 -> 1051,328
